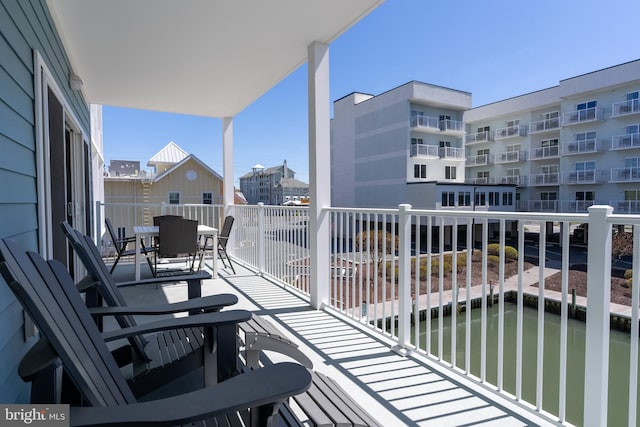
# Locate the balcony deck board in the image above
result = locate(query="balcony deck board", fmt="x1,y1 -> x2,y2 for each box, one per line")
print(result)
111,260 -> 562,426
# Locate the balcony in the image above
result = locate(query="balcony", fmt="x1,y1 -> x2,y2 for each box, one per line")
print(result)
560,199 -> 602,213
438,146 -> 465,160
611,98 -> 640,118
562,107 -> 603,126
410,114 -> 439,132
529,117 -> 560,134
439,118 -> 465,136
493,175 -> 525,186
610,166 -> 640,182
465,154 -> 491,166
529,145 -> 560,160
561,169 -> 603,184
493,150 -> 525,164
98,201 -> 640,426
410,114 -> 464,136
611,132 -> 640,150
562,138 -> 601,155
466,130 -> 492,145
410,143 -> 439,158
494,124 -> 527,140
529,172 -> 559,186
611,199 -> 640,213
467,177 -> 490,184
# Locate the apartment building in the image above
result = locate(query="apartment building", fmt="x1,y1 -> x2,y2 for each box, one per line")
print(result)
332,60 -> 640,215
331,81 -> 517,214
239,160 -> 309,205
464,59 -> 640,214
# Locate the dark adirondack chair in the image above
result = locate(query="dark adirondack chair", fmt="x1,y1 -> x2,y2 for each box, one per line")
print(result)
62,222 -> 313,386
105,217 -> 156,275
60,222 -> 242,395
0,238 -> 311,426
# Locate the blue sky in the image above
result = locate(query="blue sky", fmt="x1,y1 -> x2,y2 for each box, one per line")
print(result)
103,0 -> 640,186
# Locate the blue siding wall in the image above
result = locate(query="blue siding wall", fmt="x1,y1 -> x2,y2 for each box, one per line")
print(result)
0,0 -> 90,402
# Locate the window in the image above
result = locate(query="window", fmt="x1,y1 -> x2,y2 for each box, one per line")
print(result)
506,119 -> 520,127
625,189 -> 640,200
441,191 -> 455,207
577,100 -> 597,120
414,164 -> 426,179
458,191 -> 471,206
445,166 -> 457,180
475,192 -> 486,206
576,161 -> 595,171
489,192 -> 500,206
477,148 -> 490,156
627,91 -> 639,101
541,111 -> 559,120
576,191 -> 594,201
577,100 -> 597,110
477,126 -> 490,133
439,140 -> 451,148
541,138 -> 559,147
626,124 -> 639,134
168,192 -> 180,204
439,115 -> 451,121
477,170 -> 489,183
502,192 -> 513,206
202,192 -> 212,204
625,157 -> 640,168
411,137 -> 423,145
540,192 -> 558,201
576,131 -> 596,141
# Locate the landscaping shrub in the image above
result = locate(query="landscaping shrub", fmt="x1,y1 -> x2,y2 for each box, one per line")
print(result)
486,243 -> 518,260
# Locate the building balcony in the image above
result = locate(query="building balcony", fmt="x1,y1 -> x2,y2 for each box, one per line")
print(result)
561,169 -> 604,184
410,114 -> 464,136
529,145 -> 560,160
467,177 -> 490,184
611,132 -> 640,150
466,130 -> 492,145
610,166 -> 640,182
611,98 -> 640,118
611,199 -> 640,213
493,150 -> 526,164
98,201 -> 640,426
465,154 -> 491,166
529,172 -> 559,186
562,138 -> 601,155
494,124 -> 527,140
410,143 -> 439,158
562,107 -> 603,126
560,199 -> 602,213
528,117 -> 560,134
439,118 -> 465,136
438,146 -> 465,160
493,175 -> 526,186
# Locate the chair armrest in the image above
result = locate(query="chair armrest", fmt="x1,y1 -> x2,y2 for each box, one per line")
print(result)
101,310 -> 251,342
116,270 -> 211,288
75,275 -> 99,292
18,338 -> 60,382
87,293 -> 238,317
70,362 -> 312,426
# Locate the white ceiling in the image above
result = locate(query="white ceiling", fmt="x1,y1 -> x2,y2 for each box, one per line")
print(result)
46,0 -> 384,118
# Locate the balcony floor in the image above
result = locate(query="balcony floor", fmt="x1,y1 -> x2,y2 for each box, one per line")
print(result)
110,258 -> 562,426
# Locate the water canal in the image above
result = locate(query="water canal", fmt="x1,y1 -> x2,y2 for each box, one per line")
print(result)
416,303 -> 639,426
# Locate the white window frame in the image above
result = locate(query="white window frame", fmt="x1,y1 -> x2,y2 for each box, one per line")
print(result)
168,192 -> 181,204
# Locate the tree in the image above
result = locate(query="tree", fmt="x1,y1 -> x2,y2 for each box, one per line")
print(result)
354,229 -> 398,269
611,229 -> 633,260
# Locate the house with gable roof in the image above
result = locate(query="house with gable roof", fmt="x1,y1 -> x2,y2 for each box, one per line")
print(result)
105,141 -> 224,207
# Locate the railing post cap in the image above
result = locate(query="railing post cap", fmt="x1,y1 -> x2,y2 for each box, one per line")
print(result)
399,204 -> 412,211
587,205 -> 613,214
257,202 -> 264,207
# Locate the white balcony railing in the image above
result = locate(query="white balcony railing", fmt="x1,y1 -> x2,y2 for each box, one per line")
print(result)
493,175 -> 525,186
466,154 -> 490,166
529,117 -> 560,133
466,130 -> 492,144
560,199 -> 601,212
493,150 -> 524,163
611,132 -> 640,150
611,98 -> 640,117
494,124 -> 527,140
562,138 -> 600,155
98,201 -> 640,425
562,107 -> 603,125
561,169 -> 602,184
529,172 -> 559,186
610,199 -> 640,213
439,146 -> 465,159
529,145 -> 560,159
439,118 -> 465,134
410,144 -> 439,157
610,166 -> 640,182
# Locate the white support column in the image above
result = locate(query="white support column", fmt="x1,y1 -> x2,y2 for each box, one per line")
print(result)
392,204 -> 412,356
583,205 -> 613,427
308,41 -> 330,309
222,117 -> 234,214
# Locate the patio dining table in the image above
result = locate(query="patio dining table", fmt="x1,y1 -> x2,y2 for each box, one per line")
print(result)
133,224 -> 218,281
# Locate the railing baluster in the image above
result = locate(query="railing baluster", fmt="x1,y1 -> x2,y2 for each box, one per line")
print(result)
481,218 -> 488,383
536,220 -> 546,411
559,220 -> 570,423
516,220 -> 524,400
497,219 -> 505,391
438,216 -> 444,361
426,215 -> 432,355
465,217 -> 472,374
451,217 -> 458,368
629,225 -> 640,427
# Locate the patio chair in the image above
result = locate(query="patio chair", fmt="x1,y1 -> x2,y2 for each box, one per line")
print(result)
0,238 -> 311,426
200,215 -> 236,273
105,217 -> 156,275
61,222 -> 312,394
155,217 -> 199,275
